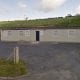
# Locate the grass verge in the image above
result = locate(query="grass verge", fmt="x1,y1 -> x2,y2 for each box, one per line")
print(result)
0,59 -> 27,77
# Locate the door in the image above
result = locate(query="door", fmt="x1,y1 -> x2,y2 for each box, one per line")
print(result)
36,31 -> 40,41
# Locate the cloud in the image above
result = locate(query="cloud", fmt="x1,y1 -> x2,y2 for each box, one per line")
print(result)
17,1 -> 27,14
39,0 -> 66,12
18,1 -> 27,9
75,5 -> 80,14
0,2 -> 10,15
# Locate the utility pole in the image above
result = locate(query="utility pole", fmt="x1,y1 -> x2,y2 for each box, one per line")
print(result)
14,47 -> 19,64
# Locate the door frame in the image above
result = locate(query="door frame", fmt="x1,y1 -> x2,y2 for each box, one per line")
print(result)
36,31 -> 40,41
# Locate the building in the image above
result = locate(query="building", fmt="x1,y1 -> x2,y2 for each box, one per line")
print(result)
1,27 -> 80,43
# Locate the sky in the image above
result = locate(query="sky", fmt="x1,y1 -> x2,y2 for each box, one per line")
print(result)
0,0 -> 80,21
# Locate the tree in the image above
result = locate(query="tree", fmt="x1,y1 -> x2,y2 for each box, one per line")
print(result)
66,14 -> 72,17
75,14 -> 80,17
25,17 -> 28,20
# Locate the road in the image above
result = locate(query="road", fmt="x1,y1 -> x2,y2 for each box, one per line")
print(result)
0,42 -> 80,80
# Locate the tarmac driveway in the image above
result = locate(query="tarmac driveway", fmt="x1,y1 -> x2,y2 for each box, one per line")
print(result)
0,42 -> 80,80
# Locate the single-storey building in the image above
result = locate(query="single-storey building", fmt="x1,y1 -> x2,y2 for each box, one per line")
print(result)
1,27 -> 80,43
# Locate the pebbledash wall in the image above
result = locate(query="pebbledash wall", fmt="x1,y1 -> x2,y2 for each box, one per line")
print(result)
1,28 -> 80,42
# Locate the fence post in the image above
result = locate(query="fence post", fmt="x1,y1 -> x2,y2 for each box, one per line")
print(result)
14,47 -> 19,64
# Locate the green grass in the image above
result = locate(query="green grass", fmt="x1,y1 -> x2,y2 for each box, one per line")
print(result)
0,59 -> 27,77
0,16 -> 80,29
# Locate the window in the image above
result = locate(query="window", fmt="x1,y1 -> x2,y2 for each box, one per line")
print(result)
54,30 -> 58,35
25,30 -> 30,36
3,31 -> 8,37
69,30 -> 75,35
8,31 -> 12,35
40,31 -> 44,36
19,31 -> 24,36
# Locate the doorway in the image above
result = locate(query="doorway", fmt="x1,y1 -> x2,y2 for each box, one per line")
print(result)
36,31 -> 40,41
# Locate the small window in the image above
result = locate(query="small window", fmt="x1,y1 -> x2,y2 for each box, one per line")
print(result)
8,31 -> 12,35
40,31 -> 44,36
69,30 -> 75,35
25,30 -> 30,36
3,31 -> 8,37
19,31 -> 24,36
54,30 -> 58,35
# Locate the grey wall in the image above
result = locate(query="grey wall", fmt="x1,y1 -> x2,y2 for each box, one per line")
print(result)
1,30 -> 35,42
1,29 -> 80,42
40,29 -> 80,42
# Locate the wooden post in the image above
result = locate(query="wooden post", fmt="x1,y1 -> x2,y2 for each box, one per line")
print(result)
14,47 -> 19,64
14,47 -> 15,64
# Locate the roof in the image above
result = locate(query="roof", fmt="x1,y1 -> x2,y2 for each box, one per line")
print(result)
1,26 -> 80,30
0,16 -> 80,30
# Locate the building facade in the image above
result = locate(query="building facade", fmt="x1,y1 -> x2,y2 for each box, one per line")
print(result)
1,29 -> 80,42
